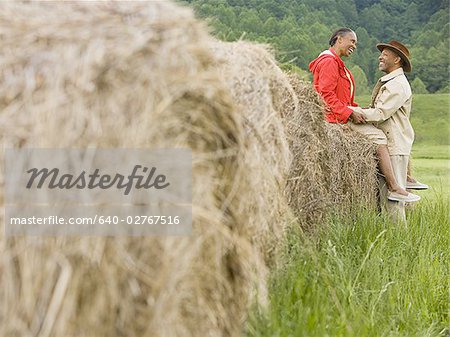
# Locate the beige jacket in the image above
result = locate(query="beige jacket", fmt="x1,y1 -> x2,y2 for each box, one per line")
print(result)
352,68 -> 414,155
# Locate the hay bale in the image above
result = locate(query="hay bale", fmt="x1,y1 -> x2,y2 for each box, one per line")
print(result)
285,73 -> 378,227
324,124 -> 379,211
0,2 -> 265,337
284,75 -> 331,227
0,2 -> 380,336
210,41 -> 294,263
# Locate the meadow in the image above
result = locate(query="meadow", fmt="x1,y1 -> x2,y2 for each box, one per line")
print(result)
247,198 -> 449,337
246,93 -> 450,336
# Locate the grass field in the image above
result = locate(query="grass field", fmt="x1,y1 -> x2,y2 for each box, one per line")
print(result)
247,198 -> 449,337
410,143 -> 449,200
246,94 -> 450,336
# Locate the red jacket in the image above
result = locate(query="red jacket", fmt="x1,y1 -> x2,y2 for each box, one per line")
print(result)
309,48 -> 357,123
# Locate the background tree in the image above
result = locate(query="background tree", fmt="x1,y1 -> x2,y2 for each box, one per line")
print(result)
411,77 -> 429,94
350,65 -> 370,96
410,9 -> 449,93
178,0 -> 449,93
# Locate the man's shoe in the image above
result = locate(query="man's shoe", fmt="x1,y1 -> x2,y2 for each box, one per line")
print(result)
406,181 -> 429,190
388,191 -> 421,202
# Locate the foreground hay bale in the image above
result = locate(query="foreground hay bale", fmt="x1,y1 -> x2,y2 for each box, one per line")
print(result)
0,2 -> 380,337
0,2 -> 266,336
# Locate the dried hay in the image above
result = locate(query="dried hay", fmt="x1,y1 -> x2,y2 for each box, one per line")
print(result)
324,124 -> 379,212
0,2 -> 266,337
284,75 -> 331,227
285,73 -> 378,228
210,41 -> 294,263
0,2 -> 381,337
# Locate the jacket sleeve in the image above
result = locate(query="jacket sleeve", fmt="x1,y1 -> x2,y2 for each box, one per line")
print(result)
356,82 -> 408,122
316,59 -> 354,123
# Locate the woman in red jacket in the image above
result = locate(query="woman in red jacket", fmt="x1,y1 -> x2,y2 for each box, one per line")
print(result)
309,27 -> 365,124
309,28 -> 419,203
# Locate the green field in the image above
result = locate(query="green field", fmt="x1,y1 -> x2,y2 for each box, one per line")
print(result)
410,156 -> 449,201
247,94 -> 450,336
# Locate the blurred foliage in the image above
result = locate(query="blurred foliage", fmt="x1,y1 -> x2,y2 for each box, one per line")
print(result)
411,77 -> 429,94
350,64 -> 370,95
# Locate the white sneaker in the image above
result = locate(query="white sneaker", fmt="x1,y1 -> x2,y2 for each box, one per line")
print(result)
406,181 -> 429,190
388,191 -> 421,202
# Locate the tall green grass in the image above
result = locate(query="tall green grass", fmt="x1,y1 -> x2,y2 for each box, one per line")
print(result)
247,198 -> 449,337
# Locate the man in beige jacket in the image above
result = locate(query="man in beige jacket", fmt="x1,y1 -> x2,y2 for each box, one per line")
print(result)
349,40 -> 419,222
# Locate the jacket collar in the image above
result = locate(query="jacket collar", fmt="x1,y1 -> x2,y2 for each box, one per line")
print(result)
328,48 -> 345,68
318,49 -> 333,57
380,67 -> 404,82
309,48 -> 346,73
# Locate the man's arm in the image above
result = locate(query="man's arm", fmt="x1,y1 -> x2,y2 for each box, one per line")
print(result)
350,82 -> 408,122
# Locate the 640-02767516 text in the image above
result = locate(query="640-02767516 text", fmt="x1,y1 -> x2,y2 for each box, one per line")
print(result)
9,215 -> 181,226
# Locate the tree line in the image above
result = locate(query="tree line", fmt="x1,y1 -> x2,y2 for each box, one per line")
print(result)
179,0 -> 449,94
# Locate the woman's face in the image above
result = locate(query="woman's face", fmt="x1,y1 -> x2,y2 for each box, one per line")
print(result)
337,32 -> 357,58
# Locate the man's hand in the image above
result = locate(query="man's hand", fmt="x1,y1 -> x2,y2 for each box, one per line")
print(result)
350,111 -> 367,124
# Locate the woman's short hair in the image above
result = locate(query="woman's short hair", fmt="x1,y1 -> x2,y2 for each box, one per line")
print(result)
329,28 -> 354,46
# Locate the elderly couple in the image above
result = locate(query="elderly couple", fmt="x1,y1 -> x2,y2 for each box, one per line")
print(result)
309,27 -> 428,222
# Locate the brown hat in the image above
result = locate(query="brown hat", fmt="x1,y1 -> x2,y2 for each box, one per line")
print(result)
376,40 -> 412,72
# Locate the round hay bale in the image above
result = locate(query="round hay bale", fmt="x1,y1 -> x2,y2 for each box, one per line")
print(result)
324,124 -> 379,211
211,41 -> 294,263
284,74 -> 331,227
0,2 -> 265,337
285,73 -> 378,226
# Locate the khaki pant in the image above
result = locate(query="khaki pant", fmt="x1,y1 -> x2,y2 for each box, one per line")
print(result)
348,121 -> 388,145
379,155 -> 409,223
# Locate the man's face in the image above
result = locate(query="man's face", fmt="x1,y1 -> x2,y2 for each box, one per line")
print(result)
378,48 -> 401,73
338,32 -> 357,57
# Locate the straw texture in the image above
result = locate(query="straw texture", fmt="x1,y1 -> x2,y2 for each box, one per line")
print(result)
0,2 -> 379,337
285,74 -> 378,228
0,2 -> 264,336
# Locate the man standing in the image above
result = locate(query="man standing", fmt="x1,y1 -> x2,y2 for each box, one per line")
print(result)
309,29 -> 419,203
349,41 -> 418,222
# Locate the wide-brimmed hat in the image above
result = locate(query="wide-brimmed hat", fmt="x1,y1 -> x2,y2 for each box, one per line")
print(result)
376,40 -> 412,72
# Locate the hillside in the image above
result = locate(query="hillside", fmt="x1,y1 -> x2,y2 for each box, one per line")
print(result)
179,0 -> 449,93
